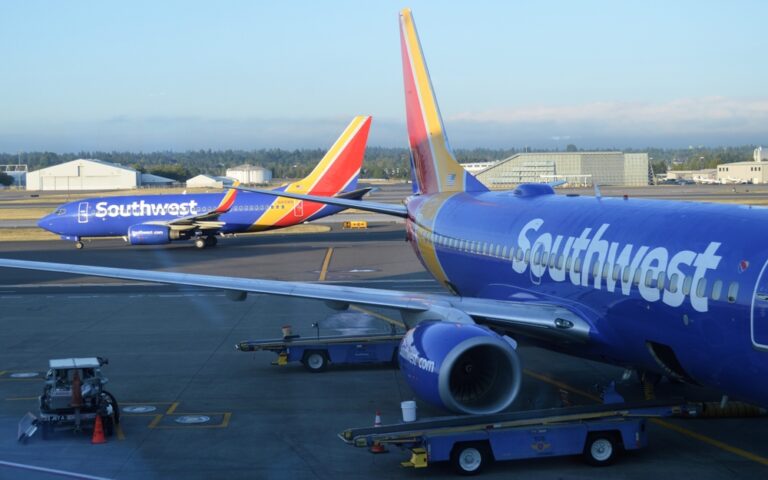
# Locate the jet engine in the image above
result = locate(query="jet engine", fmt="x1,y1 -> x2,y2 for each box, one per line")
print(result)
127,224 -> 171,245
399,321 -> 522,415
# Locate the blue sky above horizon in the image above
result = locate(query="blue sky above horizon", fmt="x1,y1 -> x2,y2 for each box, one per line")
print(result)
1,0 -> 767,153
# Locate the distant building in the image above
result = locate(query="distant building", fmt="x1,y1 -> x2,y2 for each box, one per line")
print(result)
460,161 -> 498,174
186,174 -> 231,188
26,159 -> 174,191
139,173 -> 175,186
717,162 -> 768,184
473,152 -> 650,189
226,164 -> 272,184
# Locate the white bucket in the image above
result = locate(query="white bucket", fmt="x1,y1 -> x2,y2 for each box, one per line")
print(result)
401,400 -> 417,422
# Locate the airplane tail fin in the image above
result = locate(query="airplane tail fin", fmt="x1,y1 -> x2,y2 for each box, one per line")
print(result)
399,9 -> 488,195
282,116 -> 371,196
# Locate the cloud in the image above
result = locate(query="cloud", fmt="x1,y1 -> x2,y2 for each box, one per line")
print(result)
449,97 -> 768,137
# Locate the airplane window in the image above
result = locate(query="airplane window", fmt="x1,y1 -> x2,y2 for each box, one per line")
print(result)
557,255 -> 565,269
549,253 -> 556,269
495,245 -> 501,257
56,209 -> 66,215
541,251 -> 549,266
524,249 -> 531,264
592,261 -> 599,278
683,277 -> 692,296
565,256 -> 573,271
696,278 -> 707,298
668,274 -> 679,293
483,243 -> 490,256
602,263 -> 610,280
612,265 -> 620,282
622,267 -> 630,283
633,269 -> 641,286
574,258 -> 581,274
516,249 -> 524,262
728,282 -> 739,303
657,272 -> 665,290
501,246 -> 507,258
644,270 -> 654,288
533,250 -> 541,265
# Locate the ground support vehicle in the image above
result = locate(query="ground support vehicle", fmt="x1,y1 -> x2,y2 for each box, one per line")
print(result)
340,400 -> 698,475
18,357 -> 119,442
236,332 -> 403,372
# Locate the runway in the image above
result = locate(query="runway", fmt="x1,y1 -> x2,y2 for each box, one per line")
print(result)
1,222 -> 767,479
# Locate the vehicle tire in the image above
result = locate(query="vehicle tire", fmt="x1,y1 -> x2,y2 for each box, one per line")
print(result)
450,442 -> 492,476
194,238 -> 206,249
205,235 -> 218,247
75,241 -> 84,250
584,433 -> 619,466
303,351 -> 328,373
103,390 -> 120,424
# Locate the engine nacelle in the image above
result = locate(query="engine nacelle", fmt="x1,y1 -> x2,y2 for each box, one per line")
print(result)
399,321 -> 522,415
127,224 -> 172,245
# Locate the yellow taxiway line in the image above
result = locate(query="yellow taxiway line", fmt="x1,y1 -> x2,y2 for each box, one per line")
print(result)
319,247 -> 334,281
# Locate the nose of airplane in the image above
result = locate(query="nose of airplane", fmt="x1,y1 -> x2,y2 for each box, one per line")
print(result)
37,212 -> 61,233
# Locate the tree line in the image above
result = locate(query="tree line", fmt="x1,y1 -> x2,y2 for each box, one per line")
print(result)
0,145 -> 759,182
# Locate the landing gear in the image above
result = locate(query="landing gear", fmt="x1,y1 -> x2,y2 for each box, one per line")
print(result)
75,241 -> 84,249
194,236 -> 218,249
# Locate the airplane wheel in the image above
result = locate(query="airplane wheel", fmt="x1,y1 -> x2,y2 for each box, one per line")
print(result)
75,241 -> 84,249
194,238 -> 206,249
205,236 -> 218,247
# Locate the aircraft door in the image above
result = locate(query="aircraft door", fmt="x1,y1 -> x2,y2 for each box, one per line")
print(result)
293,200 -> 304,217
77,202 -> 89,224
751,260 -> 768,351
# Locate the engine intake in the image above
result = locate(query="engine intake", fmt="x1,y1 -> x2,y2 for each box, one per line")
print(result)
127,224 -> 171,245
399,321 -> 521,415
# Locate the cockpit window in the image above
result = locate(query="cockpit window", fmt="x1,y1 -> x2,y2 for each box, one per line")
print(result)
55,209 -> 66,216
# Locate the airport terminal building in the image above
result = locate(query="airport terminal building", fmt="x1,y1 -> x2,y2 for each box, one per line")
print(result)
472,152 -> 651,189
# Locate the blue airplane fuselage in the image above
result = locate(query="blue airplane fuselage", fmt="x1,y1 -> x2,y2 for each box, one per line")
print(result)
406,187 -> 768,406
39,190 -> 343,238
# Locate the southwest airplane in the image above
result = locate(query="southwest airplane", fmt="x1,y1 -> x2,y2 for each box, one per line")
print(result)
36,116 -> 372,249
3,10 -> 767,416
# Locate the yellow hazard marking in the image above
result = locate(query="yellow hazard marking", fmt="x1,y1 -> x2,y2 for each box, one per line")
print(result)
524,368 -> 768,467
166,402 -> 179,415
349,305 -> 406,329
116,424 -> 126,441
5,396 -> 38,401
0,371 -> 6,376
319,247 -> 334,281
147,415 -> 164,429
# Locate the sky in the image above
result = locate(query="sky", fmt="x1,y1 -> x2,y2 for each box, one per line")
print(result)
1,0 -> 767,152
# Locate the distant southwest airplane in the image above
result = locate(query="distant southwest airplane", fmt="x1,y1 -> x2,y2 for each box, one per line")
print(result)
3,10 -> 767,416
36,116 -> 372,249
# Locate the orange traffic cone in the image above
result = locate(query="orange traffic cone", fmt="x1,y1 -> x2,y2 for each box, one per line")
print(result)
370,410 -> 387,453
91,415 -> 106,444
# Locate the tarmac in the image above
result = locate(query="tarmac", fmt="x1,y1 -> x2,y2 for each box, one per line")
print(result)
0,186 -> 767,479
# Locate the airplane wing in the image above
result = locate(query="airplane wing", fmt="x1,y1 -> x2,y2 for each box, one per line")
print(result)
0,259 -> 592,344
233,185 -> 408,217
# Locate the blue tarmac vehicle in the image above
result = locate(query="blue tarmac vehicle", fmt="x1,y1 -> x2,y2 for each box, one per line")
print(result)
36,116 -> 372,249
236,311 -> 405,372
340,394 -> 699,475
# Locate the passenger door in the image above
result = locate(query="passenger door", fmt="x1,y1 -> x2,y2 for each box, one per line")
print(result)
751,260 -> 768,351
77,202 -> 89,224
